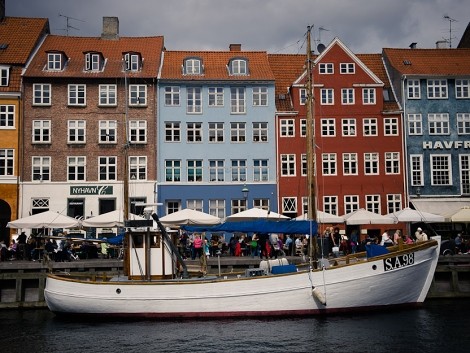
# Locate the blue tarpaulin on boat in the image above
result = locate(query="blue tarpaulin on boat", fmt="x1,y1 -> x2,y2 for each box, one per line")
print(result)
366,244 -> 389,258
182,219 -> 317,235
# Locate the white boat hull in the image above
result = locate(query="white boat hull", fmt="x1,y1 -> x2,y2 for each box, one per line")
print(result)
45,238 -> 440,318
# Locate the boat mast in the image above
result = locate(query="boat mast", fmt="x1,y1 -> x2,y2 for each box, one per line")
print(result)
123,63 -> 130,222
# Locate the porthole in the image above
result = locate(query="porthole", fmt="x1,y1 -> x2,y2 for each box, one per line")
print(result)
116,288 -> 121,294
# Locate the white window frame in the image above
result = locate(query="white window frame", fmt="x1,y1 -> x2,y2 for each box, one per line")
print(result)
430,154 -> 452,186
165,122 -> 181,142
387,194 -> 402,214
165,86 -> 180,106
344,195 -> 359,214
323,196 -> 338,215
410,154 -> 423,186
427,79 -> 448,99
385,152 -> 400,175
33,83 -> 51,106
32,120 -> 51,143
252,87 -> 268,106
32,156 -> 50,182
253,159 -> 269,182
321,118 -> 336,137
0,149 -> 14,176
99,85 -> 117,106
187,87 -> 202,114
0,66 -> 9,86
365,194 -> 381,214
187,160 -> 203,182
67,120 -> 86,144
428,113 -> 450,135
384,117 -> 399,136
165,160 -> 181,182
209,160 -> 225,182
408,114 -> 423,135
184,58 -> 202,75
320,88 -> 334,105
341,88 -> 354,104
230,122 -> 246,142
208,87 -> 224,107
129,156 -> 147,181
67,156 -> 86,181
341,118 -> 356,136
99,120 -> 117,144
362,88 -> 376,105
282,197 -> 297,213
187,122 -> 203,142
230,87 -> 246,114
68,84 -> 86,106
230,59 -> 247,75
124,53 -> 140,71
319,63 -> 334,74
280,119 -> 295,137
209,122 -> 224,143
340,63 -> 355,74
460,155 -> 470,195
129,84 -> 147,106
343,153 -> 358,175
322,153 -> 337,176
209,199 -> 225,218
47,53 -> 63,70
457,113 -> 470,135
364,152 -> 379,175
85,53 -> 101,71
128,120 -> 147,144
98,156 -> 117,181
456,79 -> 470,99
0,105 -> 15,128
363,118 -> 377,136
253,122 -> 268,142
407,79 -> 421,99
299,88 -> 307,105
280,154 -> 296,177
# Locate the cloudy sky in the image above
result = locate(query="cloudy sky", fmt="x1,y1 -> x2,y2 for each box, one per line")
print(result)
6,0 -> 470,53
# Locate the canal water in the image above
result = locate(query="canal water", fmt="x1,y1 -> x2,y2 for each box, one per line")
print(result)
0,299 -> 468,353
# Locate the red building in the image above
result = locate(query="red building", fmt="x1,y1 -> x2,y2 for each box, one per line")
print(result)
271,38 -> 404,235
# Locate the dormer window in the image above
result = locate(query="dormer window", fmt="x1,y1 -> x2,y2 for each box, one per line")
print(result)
229,58 -> 248,75
85,52 -> 104,71
47,52 -> 66,71
124,52 -> 142,71
184,58 -> 202,75
0,66 -> 9,86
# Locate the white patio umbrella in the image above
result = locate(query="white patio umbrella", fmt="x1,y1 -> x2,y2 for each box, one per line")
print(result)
295,211 -> 344,223
449,206 -> 470,222
386,207 -> 445,223
7,210 -> 81,229
81,209 -> 143,228
342,208 -> 395,225
226,208 -> 289,222
159,208 -> 221,226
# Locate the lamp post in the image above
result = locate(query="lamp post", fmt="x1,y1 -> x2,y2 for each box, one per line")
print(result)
242,184 -> 249,210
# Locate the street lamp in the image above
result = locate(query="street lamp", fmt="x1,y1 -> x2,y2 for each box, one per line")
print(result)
242,184 -> 249,209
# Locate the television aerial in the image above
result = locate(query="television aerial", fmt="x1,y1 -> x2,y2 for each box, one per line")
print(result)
58,13 -> 85,36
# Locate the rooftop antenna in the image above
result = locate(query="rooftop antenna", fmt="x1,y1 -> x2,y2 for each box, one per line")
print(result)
58,13 -> 85,36
443,14 -> 457,48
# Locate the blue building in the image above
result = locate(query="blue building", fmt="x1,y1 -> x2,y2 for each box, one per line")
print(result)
157,45 -> 277,218
383,47 -> 470,231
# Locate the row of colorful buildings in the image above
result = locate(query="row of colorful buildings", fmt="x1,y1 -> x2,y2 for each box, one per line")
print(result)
1,5 -> 470,242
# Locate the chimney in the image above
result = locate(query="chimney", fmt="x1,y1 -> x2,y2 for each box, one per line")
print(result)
229,44 -> 241,52
101,17 -> 119,40
409,42 -> 417,49
436,40 -> 448,49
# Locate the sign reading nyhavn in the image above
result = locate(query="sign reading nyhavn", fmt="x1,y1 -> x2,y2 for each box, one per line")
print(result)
70,185 -> 113,195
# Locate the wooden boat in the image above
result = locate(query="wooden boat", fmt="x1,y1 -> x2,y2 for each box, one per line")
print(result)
44,26 -> 440,318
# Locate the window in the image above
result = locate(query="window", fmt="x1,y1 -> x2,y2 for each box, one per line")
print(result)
300,119 -> 307,137
209,160 -> 224,182
253,122 -> 268,142
165,86 -> 180,106
99,120 -> 117,144
253,159 -> 268,181
165,160 -> 181,182
68,120 -> 86,143
301,154 -> 307,176
124,53 -> 141,71
319,63 -> 333,74
460,155 -> 470,195
33,84 -> 51,105
85,52 -> 102,71
456,79 -> 470,99
323,196 -> 338,215
280,154 -> 296,176
322,153 -> 337,175
230,87 -> 246,113
431,154 -> 451,185
231,159 -> 247,181
0,149 -> 13,176
208,122 -> 224,142
47,52 -> 64,70
427,79 -> 447,99
362,88 -> 376,104
253,199 -> 270,211
344,195 -> 359,214
364,153 -> 379,175
166,201 -> 181,215
186,199 -> 203,212
385,152 -> 400,174
67,156 -> 85,181
408,114 -> 423,135
252,87 -> 268,106
129,85 -> 146,106
282,197 -> 297,213
457,113 -> 470,135
365,195 -> 381,214
341,88 -> 354,104
99,85 -> 117,106
320,88 -> 334,105
32,120 -> 51,143
363,118 -> 377,136
229,59 -> 247,75
209,199 -> 225,218
32,198 -> 49,214
343,153 -> 358,175
428,113 -> 449,135
128,120 -> 147,143
384,118 -> 399,136
232,199 -> 246,214
280,119 -> 295,137
165,122 -> 181,142
299,88 -> 307,105
187,122 -> 202,142
98,156 -> 117,181
321,118 -> 336,136
188,160 -> 203,182
32,156 -> 50,181
186,87 -> 202,113
184,58 -> 202,75
0,105 -> 14,128
407,79 -> 421,99
387,194 -> 402,214
342,118 -> 356,136
340,63 -> 355,74
410,155 -> 423,186
208,87 -> 224,106
0,66 -> 9,86
129,156 -> 147,180
230,122 -> 246,142
68,84 -> 86,106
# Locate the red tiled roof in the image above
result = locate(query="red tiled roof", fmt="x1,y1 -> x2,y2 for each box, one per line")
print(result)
0,17 -> 49,65
383,48 -> 470,76
268,54 -> 306,111
160,50 -> 275,81
24,35 -> 164,78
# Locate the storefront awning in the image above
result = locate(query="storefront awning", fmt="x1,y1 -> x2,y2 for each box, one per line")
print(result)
411,198 -> 470,220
